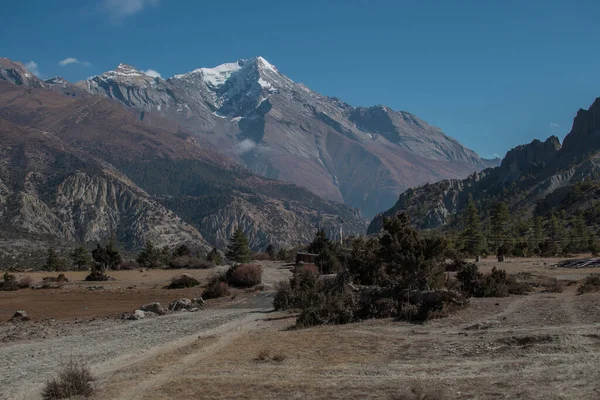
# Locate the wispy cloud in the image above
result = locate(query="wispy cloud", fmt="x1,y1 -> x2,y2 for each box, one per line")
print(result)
59,57 -> 90,67
25,61 -> 41,77
143,69 -> 162,78
102,0 -> 160,21
549,122 -> 560,129
235,139 -> 257,155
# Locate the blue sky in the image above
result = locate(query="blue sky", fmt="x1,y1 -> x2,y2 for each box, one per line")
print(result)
2,0 -> 599,158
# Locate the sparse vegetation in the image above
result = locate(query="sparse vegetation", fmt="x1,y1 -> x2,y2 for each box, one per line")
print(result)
85,268 -> 111,282
42,359 -> 94,399
577,274 -> 600,294
206,247 -> 223,266
0,272 -> 20,291
226,264 -> 262,288
203,274 -> 231,299
167,274 -> 200,289
255,349 -> 286,362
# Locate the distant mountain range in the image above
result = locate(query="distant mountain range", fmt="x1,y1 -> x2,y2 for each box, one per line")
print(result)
0,58 -> 364,253
368,97 -> 600,233
69,57 -> 497,219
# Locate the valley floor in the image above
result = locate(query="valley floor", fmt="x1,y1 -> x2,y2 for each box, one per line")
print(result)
1,258 -> 600,399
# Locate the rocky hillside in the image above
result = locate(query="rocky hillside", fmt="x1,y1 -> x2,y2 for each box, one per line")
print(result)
368,98 -> 600,233
0,61 -> 365,252
74,57 -> 497,218
0,117 -> 207,251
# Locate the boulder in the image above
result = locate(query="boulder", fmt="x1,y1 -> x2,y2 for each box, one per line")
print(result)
122,309 -> 146,321
193,297 -> 205,308
169,298 -> 193,312
10,310 -> 30,322
140,302 -> 166,315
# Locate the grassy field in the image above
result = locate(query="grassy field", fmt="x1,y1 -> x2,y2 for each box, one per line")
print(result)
2,257 -> 600,399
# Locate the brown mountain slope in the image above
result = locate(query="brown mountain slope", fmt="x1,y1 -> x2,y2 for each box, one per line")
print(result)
0,80 -> 365,251
73,58 -> 498,218
0,117 -> 207,251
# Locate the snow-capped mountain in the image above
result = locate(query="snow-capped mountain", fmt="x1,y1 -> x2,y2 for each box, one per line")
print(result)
75,56 -> 498,218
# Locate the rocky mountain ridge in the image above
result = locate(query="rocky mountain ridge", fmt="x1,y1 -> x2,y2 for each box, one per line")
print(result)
71,57 -> 498,218
368,98 -> 600,232
0,62 -> 366,253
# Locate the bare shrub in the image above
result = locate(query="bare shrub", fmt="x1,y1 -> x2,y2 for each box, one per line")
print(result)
116,260 -> 140,270
294,264 -> 319,275
0,273 -> 19,291
255,349 -> 286,362
167,274 -> 200,289
42,359 -> 94,399
203,274 -> 231,299
226,264 -> 262,288
542,278 -> 564,293
170,256 -> 214,269
578,274 -> 600,294
18,275 -> 34,288
456,264 -> 531,298
85,270 -> 111,282
42,274 -> 69,283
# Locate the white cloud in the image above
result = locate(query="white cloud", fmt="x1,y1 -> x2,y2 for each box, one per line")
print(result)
102,0 -> 160,20
143,69 -> 162,78
59,57 -> 90,67
549,122 -> 560,129
24,61 -> 41,77
235,139 -> 257,155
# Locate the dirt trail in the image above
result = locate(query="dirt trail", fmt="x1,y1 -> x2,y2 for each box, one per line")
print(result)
0,307 -> 268,400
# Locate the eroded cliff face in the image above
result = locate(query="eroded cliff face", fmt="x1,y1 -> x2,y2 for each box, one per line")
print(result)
368,98 -> 600,232
0,118 -> 209,250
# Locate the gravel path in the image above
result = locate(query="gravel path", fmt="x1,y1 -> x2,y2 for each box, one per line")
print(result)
0,307 -> 267,400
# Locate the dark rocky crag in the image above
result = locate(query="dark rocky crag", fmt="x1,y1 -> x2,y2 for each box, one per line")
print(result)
368,98 -> 600,232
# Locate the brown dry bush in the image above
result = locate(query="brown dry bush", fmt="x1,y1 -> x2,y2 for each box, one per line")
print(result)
255,349 -> 286,362
42,360 -> 94,399
0,273 -> 19,291
542,278 -> 565,293
578,274 -> 600,294
203,274 -> 231,299
18,275 -> 34,288
167,274 -> 200,289
170,256 -> 214,269
226,264 -> 262,288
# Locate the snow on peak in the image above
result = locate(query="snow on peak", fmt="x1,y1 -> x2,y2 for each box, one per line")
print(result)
255,56 -> 278,73
107,63 -> 144,78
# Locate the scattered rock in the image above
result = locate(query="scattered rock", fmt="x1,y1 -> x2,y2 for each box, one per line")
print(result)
193,297 -> 205,308
10,311 -> 30,322
169,298 -> 193,312
122,309 -> 146,320
140,302 -> 166,315
465,320 -> 500,330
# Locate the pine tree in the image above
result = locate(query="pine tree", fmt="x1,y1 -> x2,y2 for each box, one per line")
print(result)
227,228 -> 251,263
137,241 -> 161,268
266,244 -> 275,260
462,197 -> 483,256
105,236 -> 122,269
207,247 -> 223,265
70,245 -> 91,270
307,229 -> 331,254
44,248 -> 67,271
490,201 -> 510,252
